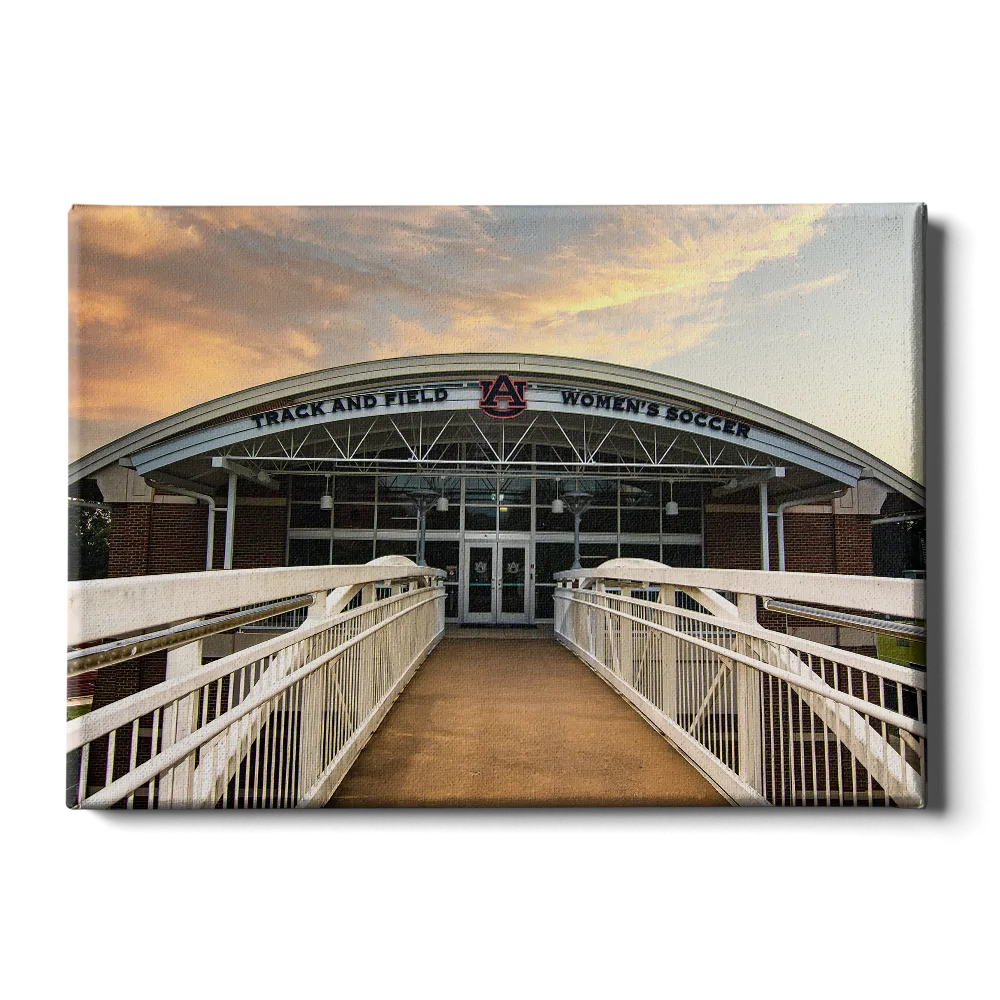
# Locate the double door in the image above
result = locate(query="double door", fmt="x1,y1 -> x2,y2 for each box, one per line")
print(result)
463,541 -> 530,624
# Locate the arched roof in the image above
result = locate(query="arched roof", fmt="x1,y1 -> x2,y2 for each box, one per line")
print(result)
69,353 -> 924,505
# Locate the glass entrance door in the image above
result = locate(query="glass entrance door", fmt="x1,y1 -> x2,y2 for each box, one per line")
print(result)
498,544 -> 528,624
463,541 -> 530,624
464,544 -> 495,624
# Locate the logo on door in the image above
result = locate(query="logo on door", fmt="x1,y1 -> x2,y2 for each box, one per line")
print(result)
479,373 -> 528,419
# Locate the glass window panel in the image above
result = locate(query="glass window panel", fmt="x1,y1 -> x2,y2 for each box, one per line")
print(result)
334,503 -> 374,529
288,537 -> 330,565
425,505 -> 460,531
377,477 -> 423,503
534,585 -> 555,620
580,508 -> 617,532
535,543 -> 575,582
535,508 -> 574,532
498,506 -> 530,531
375,539 -> 417,560
662,508 -> 702,533
467,546 -> 493,613
500,546 -> 526,615
619,482 -> 656,507
464,477 -> 497,504
663,544 -> 703,568
465,505 -> 496,531
535,478 -> 558,504
620,508 -> 660,534
330,540 -> 373,565
424,541 -> 459,575
580,543 -> 616,567
289,476 -> 327,502
621,543 -> 661,561
334,475 -> 376,500
671,482 -> 703,506
290,503 -> 331,529
498,477 -> 531,504
378,504 -> 416,529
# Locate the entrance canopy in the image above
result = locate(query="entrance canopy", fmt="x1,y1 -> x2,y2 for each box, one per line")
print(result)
70,353 -> 924,507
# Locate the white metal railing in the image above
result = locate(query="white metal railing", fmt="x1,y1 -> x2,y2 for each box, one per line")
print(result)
553,560 -> 926,807
67,558 -> 446,808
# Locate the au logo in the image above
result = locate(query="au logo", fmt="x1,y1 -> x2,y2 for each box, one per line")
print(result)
479,373 -> 528,419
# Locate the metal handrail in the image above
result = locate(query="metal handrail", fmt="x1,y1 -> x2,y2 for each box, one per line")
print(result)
761,598 -> 926,640
67,595 -> 315,676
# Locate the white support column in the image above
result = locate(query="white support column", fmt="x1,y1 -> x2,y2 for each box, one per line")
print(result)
224,472 -> 237,570
759,480 -> 770,572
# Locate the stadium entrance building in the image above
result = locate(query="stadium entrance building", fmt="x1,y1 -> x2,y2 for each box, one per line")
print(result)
69,354 -> 925,626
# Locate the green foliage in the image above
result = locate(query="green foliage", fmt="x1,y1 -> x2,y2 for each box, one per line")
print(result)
68,505 -> 110,581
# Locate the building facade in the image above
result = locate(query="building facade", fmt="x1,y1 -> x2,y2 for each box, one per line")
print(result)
69,353 -> 926,631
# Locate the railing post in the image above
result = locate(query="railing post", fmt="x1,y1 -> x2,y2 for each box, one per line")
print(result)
307,590 -> 329,621
618,592 -> 633,682
659,585 -> 678,719
735,593 -> 763,793
160,638 -> 204,807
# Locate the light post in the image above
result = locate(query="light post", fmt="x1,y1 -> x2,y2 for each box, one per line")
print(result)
405,485 -> 439,566
560,486 -> 593,570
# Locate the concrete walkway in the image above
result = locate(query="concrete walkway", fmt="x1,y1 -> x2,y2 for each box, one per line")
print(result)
328,637 -> 728,807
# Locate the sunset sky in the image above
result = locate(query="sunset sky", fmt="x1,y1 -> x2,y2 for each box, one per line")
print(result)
69,204 -> 923,481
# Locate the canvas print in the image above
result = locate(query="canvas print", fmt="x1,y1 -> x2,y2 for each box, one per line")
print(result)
67,205 -> 926,808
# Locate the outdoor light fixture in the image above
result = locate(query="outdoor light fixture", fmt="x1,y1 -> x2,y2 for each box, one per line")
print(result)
319,476 -> 333,510
436,495 -> 449,512
621,483 -> 646,507
665,481 -> 679,517
551,481 -> 565,514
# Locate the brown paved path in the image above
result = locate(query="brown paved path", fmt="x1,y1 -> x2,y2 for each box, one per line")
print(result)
328,637 -> 728,807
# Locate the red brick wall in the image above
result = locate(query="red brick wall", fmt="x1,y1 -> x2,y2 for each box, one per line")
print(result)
108,500 -> 287,577
705,505 -> 875,629
705,507 -> 873,576
107,502 -> 153,577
